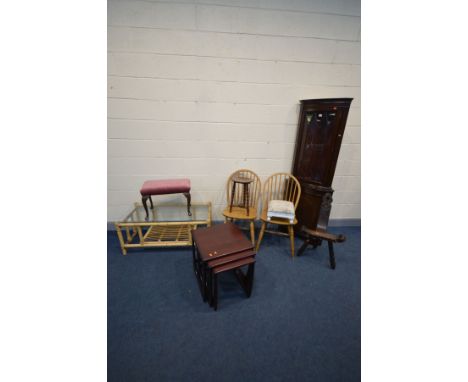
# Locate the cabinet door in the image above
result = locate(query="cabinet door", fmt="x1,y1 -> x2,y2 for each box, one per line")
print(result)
295,188 -> 322,231
294,109 -> 345,185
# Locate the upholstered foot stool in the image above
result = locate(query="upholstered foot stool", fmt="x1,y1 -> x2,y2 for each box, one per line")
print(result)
140,179 -> 191,221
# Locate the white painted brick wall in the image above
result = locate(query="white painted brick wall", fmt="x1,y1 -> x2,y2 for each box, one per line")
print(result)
108,0 -> 361,222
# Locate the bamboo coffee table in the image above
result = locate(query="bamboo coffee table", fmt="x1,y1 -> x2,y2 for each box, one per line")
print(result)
115,202 -> 211,255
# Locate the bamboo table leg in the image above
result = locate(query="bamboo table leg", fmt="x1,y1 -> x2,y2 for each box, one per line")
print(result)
115,225 -> 127,255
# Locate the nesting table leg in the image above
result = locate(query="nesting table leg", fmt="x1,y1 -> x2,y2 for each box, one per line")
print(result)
246,263 -> 255,297
213,273 -> 218,311
183,192 -> 192,216
210,271 -> 216,308
192,242 -> 205,301
191,224 -> 256,311
191,240 -> 196,271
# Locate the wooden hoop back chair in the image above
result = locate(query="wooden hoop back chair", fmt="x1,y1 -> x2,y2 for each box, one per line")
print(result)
256,172 -> 301,257
222,169 -> 261,245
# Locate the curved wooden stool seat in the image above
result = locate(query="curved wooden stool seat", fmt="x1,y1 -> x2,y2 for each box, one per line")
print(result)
297,227 -> 346,269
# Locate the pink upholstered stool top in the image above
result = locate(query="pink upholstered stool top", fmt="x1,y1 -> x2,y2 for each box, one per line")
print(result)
140,179 -> 191,196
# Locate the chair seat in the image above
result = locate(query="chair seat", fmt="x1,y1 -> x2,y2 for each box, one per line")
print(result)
222,206 -> 257,220
260,209 -> 297,225
140,179 -> 191,196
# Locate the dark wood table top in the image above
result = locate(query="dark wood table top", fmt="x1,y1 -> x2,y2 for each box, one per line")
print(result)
192,222 -> 254,262
302,227 -> 346,242
213,256 -> 255,274
207,249 -> 256,268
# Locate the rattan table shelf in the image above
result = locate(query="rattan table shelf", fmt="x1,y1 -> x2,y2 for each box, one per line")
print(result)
115,202 -> 211,255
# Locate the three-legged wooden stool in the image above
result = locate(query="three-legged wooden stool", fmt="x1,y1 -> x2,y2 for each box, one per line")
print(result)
297,227 -> 346,269
229,175 -> 254,215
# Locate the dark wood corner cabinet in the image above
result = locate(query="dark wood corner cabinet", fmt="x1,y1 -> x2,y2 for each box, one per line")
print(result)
291,98 -> 352,245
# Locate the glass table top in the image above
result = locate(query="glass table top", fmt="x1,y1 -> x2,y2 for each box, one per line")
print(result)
121,203 -> 210,223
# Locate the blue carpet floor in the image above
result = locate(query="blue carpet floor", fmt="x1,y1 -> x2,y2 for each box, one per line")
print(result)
108,226 -> 360,382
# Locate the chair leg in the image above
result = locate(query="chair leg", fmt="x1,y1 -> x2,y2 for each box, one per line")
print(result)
297,239 -> 309,256
327,240 -> 336,270
249,221 -> 255,246
288,225 -> 295,257
229,183 -> 236,212
256,222 -> 266,252
208,270 -> 213,307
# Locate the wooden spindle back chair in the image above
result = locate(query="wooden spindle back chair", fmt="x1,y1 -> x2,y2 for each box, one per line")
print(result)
256,172 -> 301,257
222,169 -> 261,245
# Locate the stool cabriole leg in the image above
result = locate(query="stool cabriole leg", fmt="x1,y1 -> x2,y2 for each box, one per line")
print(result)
184,192 -> 192,216
142,195 -> 150,221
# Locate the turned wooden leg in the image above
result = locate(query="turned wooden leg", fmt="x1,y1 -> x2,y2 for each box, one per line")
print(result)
249,221 -> 255,246
297,239 -> 309,256
149,195 -> 154,209
256,222 -> 266,252
288,225 -> 295,257
229,183 -> 236,212
183,192 -> 192,216
327,240 -> 336,270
